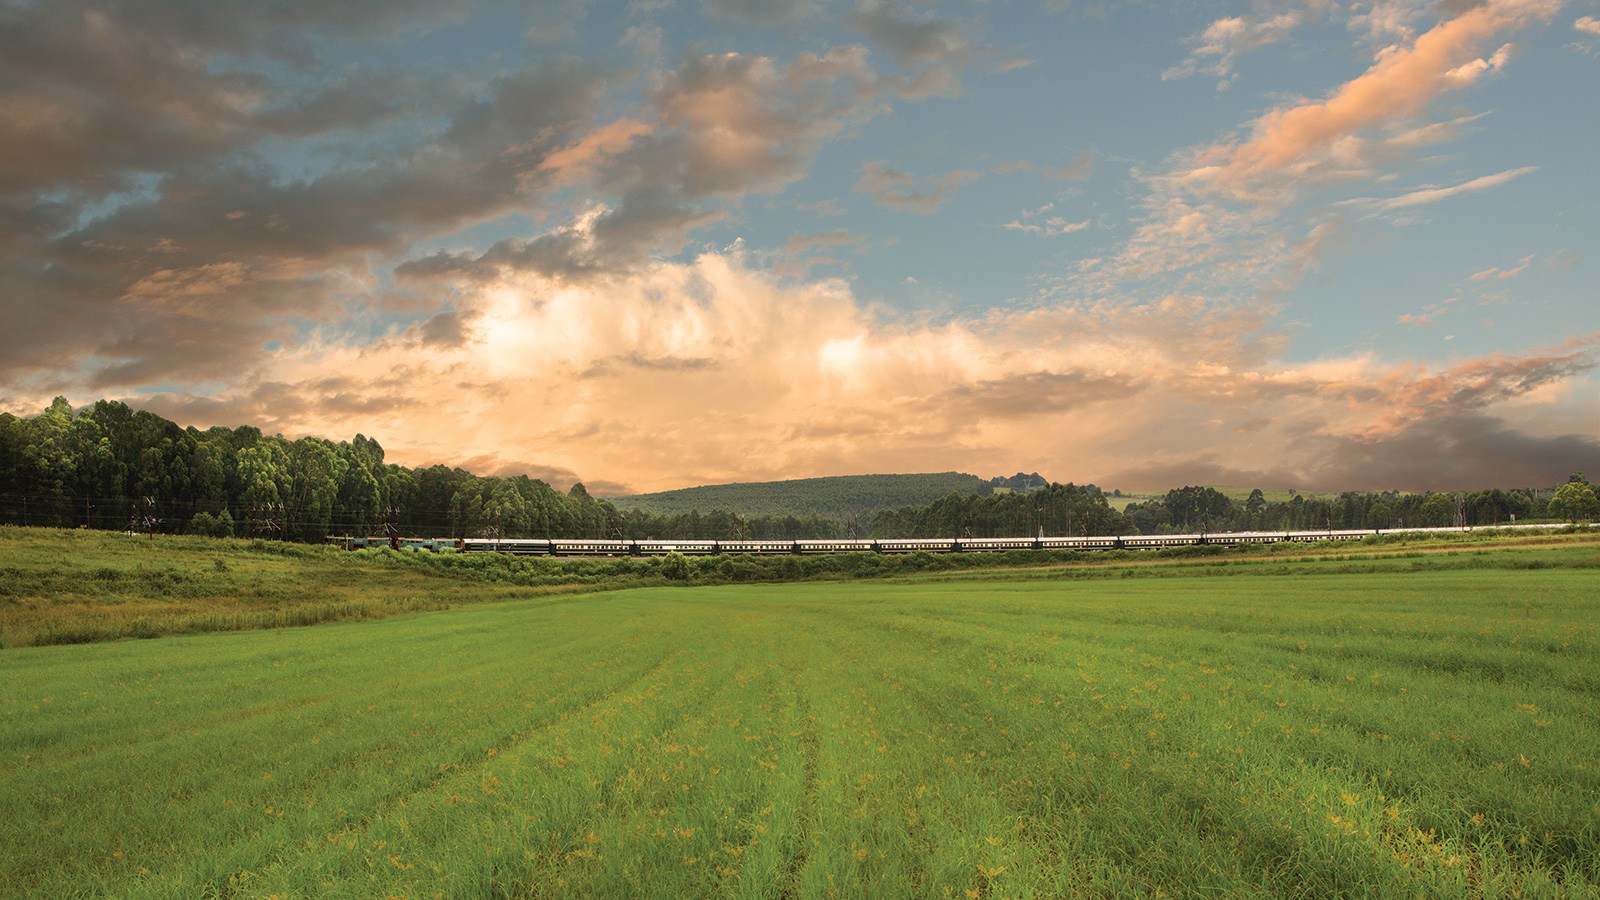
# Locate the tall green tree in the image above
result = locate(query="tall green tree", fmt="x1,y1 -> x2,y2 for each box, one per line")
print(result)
1549,482 -> 1600,522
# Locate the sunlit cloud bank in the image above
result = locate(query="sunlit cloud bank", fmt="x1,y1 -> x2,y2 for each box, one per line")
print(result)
103,246 -> 1598,494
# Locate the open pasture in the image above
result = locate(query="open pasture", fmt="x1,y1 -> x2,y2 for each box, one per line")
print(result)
2,552 -> 1598,897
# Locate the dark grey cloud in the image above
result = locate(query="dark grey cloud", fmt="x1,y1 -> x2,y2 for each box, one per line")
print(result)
417,311 -> 469,349
848,0 -> 981,97
1105,415 -> 1600,494
1305,415 -> 1600,492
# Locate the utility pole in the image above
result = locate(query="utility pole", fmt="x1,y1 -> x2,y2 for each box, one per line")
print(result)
382,504 -> 401,550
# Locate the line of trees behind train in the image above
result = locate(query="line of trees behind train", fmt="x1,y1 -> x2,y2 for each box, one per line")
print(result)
2,398 -> 1593,543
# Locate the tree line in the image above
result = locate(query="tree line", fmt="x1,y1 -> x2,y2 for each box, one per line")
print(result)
2,398 -> 1593,543
0,398 -> 626,541
1121,482 -> 1592,535
0,398 -> 970,542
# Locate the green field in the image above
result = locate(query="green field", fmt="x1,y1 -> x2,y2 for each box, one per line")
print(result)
3,537 -> 1598,897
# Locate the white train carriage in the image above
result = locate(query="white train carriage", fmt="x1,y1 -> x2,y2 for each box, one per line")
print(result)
1200,531 -> 1288,546
794,539 -> 876,554
548,539 -> 636,556
1225,531 -> 1289,545
716,540 -> 799,555
635,540 -> 719,555
874,538 -> 959,553
955,537 -> 1037,552
1118,533 -> 1200,549
1038,535 -> 1120,551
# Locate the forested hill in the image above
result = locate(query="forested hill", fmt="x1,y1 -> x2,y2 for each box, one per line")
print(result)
604,473 -> 992,520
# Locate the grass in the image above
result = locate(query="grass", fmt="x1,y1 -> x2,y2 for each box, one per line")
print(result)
2,536 -> 1598,897
0,526 -> 625,648
5,524 -> 1594,649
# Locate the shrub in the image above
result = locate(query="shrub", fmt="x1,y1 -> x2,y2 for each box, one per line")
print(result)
660,552 -> 690,581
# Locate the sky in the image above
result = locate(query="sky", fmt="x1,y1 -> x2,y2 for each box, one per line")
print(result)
2,0 -> 1597,496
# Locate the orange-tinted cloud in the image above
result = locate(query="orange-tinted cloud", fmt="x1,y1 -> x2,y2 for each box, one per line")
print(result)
107,251 -> 1598,494
1176,0 -> 1558,203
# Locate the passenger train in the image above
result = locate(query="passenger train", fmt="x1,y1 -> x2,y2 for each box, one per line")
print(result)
330,524 -> 1543,556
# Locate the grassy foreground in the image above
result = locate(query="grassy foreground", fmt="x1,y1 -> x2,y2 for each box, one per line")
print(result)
3,542 -> 1598,897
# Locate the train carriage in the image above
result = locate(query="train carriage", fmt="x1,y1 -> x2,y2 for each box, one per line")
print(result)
340,522 -> 1552,559
1037,535 -> 1119,551
634,541 -> 719,556
548,539 -> 635,556
1117,533 -> 1199,549
954,537 -> 1036,552
874,538 -> 959,553
794,539 -> 876,554
1216,532 -> 1289,545
716,540 -> 799,555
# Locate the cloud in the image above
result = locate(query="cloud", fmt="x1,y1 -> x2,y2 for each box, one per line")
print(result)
783,229 -> 868,253
80,252 -> 1596,495
1399,296 -> 1459,327
1469,253 -> 1536,282
1544,248 -> 1583,270
1301,415 -> 1600,491
1348,0 -> 1430,43
1171,0 -> 1559,204
989,153 -> 1094,180
0,27 -> 622,386
1577,16 -> 1600,35
849,0 -> 981,97
537,118 -> 654,187
1001,217 -> 1091,237
2,0 -> 1591,501
1045,153 -> 1096,181
1163,9 -> 1316,84
0,31 -> 905,389
854,161 -> 982,213
1344,165 -> 1538,210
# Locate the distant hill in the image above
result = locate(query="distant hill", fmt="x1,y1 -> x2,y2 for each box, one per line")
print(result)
604,473 -> 992,519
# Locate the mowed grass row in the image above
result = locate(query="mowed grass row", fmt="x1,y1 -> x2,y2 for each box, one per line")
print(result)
2,560 -> 1598,897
